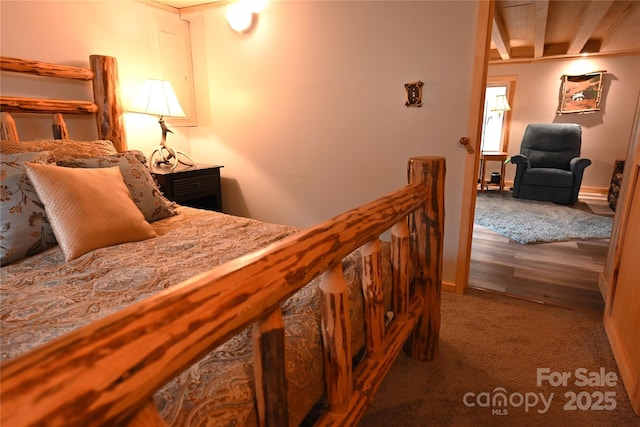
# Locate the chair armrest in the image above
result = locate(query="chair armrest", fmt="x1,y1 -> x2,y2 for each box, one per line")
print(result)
570,157 -> 592,174
510,154 -> 530,167
510,154 -> 530,197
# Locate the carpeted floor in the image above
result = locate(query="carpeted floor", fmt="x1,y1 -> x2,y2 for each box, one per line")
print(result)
474,192 -> 613,244
359,289 -> 639,426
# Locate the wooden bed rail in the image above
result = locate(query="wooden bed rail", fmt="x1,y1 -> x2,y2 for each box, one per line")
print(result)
0,55 -> 127,151
0,157 -> 444,427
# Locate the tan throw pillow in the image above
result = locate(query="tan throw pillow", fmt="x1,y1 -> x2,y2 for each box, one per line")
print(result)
1,139 -> 118,159
24,163 -> 156,261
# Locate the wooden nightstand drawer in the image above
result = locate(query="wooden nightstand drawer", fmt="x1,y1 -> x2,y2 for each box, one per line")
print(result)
151,164 -> 224,212
173,174 -> 219,200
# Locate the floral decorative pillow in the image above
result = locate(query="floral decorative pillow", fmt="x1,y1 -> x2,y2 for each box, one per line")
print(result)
0,139 -> 118,159
0,151 -> 57,266
57,151 -> 177,222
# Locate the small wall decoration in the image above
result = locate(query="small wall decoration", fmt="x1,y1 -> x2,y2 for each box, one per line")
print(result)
404,81 -> 423,107
557,71 -> 605,114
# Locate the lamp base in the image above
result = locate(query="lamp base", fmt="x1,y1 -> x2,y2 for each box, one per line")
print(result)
150,145 -> 195,171
150,117 -> 195,170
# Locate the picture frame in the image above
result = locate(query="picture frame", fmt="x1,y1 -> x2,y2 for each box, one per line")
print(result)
557,71 -> 605,114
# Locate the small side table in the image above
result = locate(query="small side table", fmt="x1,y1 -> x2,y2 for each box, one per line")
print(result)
151,163 -> 224,212
480,151 -> 508,192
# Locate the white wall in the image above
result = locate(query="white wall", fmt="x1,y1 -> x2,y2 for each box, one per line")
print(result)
184,1 -> 481,284
0,0 -> 191,158
489,55 -> 640,190
2,0 -> 483,285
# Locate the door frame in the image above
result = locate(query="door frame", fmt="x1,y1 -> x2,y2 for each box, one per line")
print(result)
602,94 -> 640,301
453,0 -> 494,294
602,91 -> 640,415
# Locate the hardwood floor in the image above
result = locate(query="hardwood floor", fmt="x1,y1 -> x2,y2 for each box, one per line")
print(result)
469,192 -> 614,312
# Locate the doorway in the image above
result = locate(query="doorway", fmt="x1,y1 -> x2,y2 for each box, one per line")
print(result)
458,0 -> 614,313
469,79 -> 610,311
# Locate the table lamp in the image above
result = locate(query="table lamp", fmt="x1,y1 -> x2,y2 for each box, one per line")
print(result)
490,94 -> 511,117
131,79 -> 194,169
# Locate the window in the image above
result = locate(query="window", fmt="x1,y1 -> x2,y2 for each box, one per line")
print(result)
481,76 -> 516,153
481,86 -> 508,152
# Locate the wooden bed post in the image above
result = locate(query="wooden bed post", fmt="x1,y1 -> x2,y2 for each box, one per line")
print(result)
52,113 -> 69,140
252,308 -> 289,427
404,156 -> 445,361
319,264 -> 354,414
0,112 -> 19,142
391,220 -> 410,324
90,55 -> 127,152
361,238 -> 385,361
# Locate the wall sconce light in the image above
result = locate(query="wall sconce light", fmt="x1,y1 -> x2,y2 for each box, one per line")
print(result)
490,94 -> 511,117
130,79 -> 193,169
226,0 -> 266,35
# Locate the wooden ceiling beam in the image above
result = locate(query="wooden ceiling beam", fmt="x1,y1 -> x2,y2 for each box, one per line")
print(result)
567,0 -> 614,55
510,46 -> 535,59
533,0 -> 549,58
600,1 -> 636,42
492,3 -> 511,60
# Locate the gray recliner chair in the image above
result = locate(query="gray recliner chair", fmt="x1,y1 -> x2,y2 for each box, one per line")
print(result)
511,123 -> 591,205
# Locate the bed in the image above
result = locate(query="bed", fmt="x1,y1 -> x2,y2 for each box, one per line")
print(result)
0,54 -> 445,426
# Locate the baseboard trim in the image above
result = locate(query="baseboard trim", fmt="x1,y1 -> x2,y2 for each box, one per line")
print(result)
580,186 -> 609,196
598,272 -> 609,302
443,281 -> 457,293
501,181 -> 609,198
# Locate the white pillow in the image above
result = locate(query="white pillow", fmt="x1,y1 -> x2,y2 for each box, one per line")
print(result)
24,163 -> 157,261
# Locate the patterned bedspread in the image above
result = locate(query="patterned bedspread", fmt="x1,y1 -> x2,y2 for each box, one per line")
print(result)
1,207 -> 390,426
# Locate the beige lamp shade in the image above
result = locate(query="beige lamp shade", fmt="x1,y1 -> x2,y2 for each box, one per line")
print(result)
130,79 -> 185,118
491,94 -> 511,112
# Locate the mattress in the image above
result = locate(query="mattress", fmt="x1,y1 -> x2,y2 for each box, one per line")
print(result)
1,206 -> 390,426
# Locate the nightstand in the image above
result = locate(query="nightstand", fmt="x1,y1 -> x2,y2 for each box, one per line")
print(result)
151,163 -> 224,212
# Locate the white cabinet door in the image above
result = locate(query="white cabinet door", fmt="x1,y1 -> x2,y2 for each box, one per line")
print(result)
152,8 -> 197,127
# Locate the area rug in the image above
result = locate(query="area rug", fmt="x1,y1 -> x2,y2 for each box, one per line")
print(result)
474,192 -> 613,244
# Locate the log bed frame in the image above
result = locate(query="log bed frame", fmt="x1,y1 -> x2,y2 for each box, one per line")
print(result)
0,55 -> 444,427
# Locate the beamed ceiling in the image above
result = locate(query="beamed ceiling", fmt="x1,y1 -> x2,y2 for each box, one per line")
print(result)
490,0 -> 640,63
149,0 -> 640,63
